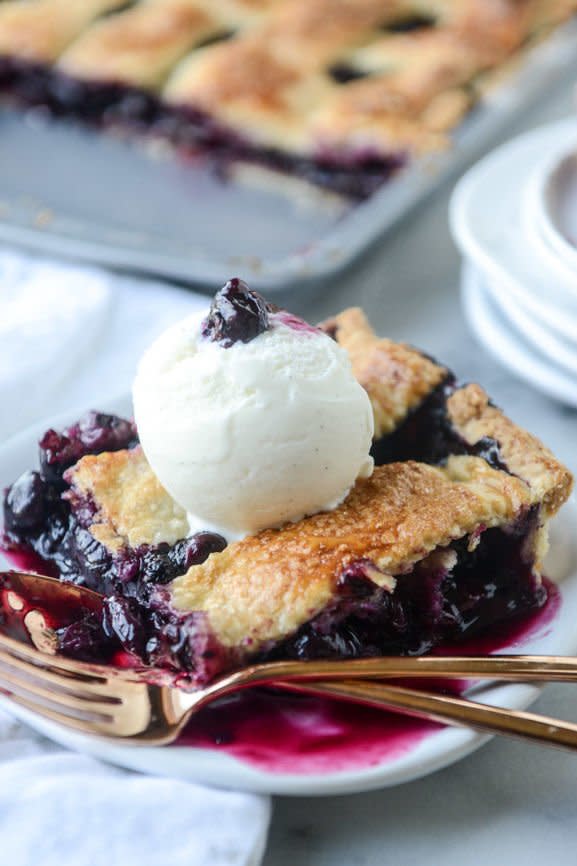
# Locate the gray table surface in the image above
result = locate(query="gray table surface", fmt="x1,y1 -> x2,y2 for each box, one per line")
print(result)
262,82 -> 577,866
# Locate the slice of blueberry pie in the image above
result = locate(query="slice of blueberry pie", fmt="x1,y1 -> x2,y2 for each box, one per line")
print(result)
2,281 -> 573,686
0,1 -> 575,199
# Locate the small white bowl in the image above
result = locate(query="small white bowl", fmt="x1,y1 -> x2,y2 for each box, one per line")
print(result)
461,262 -> 577,408
524,142 -> 577,283
483,268 -> 577,375
451,121 -> 577,305
452,120 -> 577,407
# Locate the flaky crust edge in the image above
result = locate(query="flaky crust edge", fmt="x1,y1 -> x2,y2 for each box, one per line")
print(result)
447,384 -> 573,518
322,307 -> 447,437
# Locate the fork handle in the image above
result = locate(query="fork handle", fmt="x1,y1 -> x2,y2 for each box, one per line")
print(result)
236,655 -> 577,687
278,679 -> 577,752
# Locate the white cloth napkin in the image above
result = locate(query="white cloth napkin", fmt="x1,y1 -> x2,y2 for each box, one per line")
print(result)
0,712 -> 270,866
0,248 -> 271,866
0,248 -> 209,440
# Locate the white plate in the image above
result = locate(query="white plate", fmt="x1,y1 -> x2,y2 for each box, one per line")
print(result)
450,119 -> 577,345
482,270 -> 577,376
461,262 -> 577,408
1,398 -> 577,796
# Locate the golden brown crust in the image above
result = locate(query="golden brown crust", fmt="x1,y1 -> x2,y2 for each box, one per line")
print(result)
171,456 -> 532,648
0,0 -> 574,161
163,0 -> 577,156
65,446 -> 189,549
59,1 -> 218,88
0,0 -> 127,62
165,37 -> 330,153
327,310 -> 572,517
447,384 -> 574,517
323,307 -> 446,437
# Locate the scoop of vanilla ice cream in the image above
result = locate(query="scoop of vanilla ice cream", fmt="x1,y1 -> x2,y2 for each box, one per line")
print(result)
133,310 -> 374,540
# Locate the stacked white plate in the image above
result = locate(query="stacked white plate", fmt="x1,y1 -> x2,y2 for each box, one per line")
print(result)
450,118 -> 577,408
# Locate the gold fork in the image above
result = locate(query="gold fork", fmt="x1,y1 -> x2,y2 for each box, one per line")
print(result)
3,570 -> 577,750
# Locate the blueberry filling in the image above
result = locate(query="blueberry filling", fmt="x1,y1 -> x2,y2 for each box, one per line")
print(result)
101,595 -> 148,658
383,14 -> 437,33
1,390 -> 545,682
329,64 -> 369,84
57,611 -> 115,663
0,57 -> 405,200
263,510 -> 543,662
39,411 -> 137,485
2,412 -> 228,675
201,278 -> 271,348
4,471 -> 46,532
195,29 -> 236,50
371,377 -> 507,472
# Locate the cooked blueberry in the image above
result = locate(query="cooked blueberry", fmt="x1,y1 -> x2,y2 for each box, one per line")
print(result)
48,74 -> 87,111
384,13 -> 436,32
58,612 -> 113,662
72,527 -> 112,573
17,65 -> 51,106
337,560 -> 379,597
42,520 -> 115,591
115,550 -> 141,584
285,625 -> 365,660
76,411 -> 137,452
149,610 -> 204,670
470,436 -> 506,471
201,278 -> 271,348
32,511 -> 69,559
3,471 -> 46,531
140,545 -> 174,584
328,63 -> 368,84
102,595 -> 146,657
0,57 -> 16,88
39,412 -> 137,482
169,532 -> 227,571
70,494 -> 98,528
39,429 -> 79,482
109,91 -> 158,125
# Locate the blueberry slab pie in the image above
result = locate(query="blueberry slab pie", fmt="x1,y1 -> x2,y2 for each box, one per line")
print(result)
2,281 -> 573,686
0,0 -> 575,199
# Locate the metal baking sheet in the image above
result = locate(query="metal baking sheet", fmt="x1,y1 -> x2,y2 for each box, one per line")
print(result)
0,19 -> 577,292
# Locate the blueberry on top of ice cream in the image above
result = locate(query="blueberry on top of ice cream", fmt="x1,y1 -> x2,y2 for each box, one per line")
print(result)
200,278 -> 271,348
